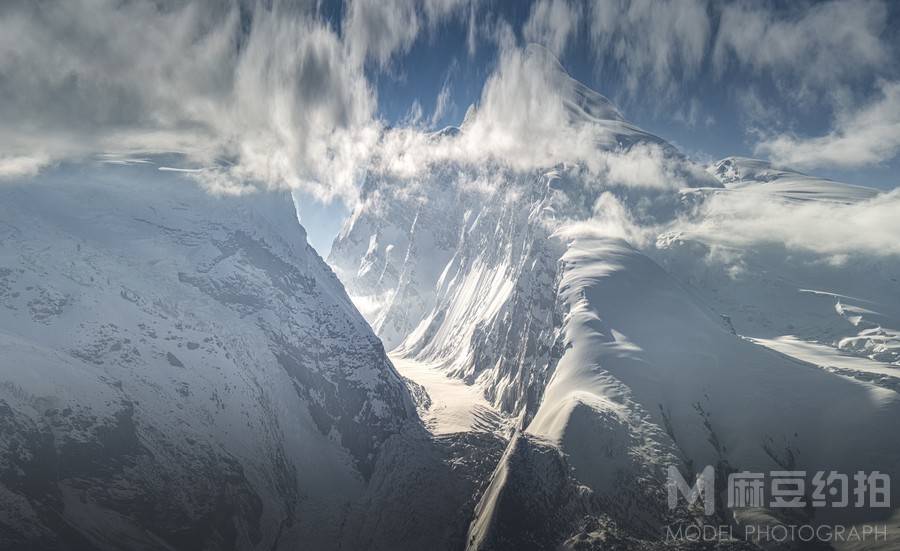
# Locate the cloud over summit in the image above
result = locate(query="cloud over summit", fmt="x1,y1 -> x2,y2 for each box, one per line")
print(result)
1,0 -> 898,198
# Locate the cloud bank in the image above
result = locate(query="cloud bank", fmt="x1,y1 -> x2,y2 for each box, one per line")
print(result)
0,0 -> 480,201
672,187 -> 900,258
0,0 -> 386,200
1,0 -> 898,198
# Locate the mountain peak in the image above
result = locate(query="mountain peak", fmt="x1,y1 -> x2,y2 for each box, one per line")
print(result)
523,42 -> 626,125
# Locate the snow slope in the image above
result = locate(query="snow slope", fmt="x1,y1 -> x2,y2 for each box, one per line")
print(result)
0,165 -> 417,549
711,156 -> 879,203
751,336 -> 900,391
469,234 -> 900,549
538,233 -> 898,487
655,156 -> 900,369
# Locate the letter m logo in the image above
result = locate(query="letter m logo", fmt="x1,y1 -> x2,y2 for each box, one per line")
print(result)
667,465 -> 715,515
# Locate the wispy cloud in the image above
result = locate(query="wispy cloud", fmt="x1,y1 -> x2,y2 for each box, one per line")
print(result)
755,81 -> 900,169
0,154 -> 50,180
588,0 -> 711,97
713,0 -> 890,98
343,0 -> 420,68
2,0 -> 897,200
0,1 -> 380,200
582,0 -> 899,170
370,42 -> 714,194
674,187 -> 900,257
523,0 -> 580,56
430,80 -> 453,128
0,0 -> 479,202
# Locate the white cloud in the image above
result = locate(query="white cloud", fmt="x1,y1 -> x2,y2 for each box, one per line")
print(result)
672,97 -> 713,128
713,0 -> 890,98
224,7 -> 380,200
0,0 -> 493,203
603,143 -> 706,189
522,0 -> 580,56
583,0 -> 897,143
755,81 -> 900,169
17,0 -> 685,199
466,2 -> 479,56
736,87 -> 785,134
673,187 -> 900,257
8,0 -> 893,211
402,100 -> 426,128
588,0 -> 711,96
584,0 -> 891,103
371,43 -> 713,191
578,191 -> 655,248
343,0 -> 420,68
0,0 -> 383,202
0,155 -> 50,180
342,0 -> 476,67
422,0 -> 473,27
430,80 -> 453,128
371,44 -> 585,177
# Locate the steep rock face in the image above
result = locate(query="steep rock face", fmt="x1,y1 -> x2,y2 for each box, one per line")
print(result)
395,170 -> 565,416
341,430 -> 506,551
466,433 -> 598,550
0,167 -> 415,550
330,166 -> 464,350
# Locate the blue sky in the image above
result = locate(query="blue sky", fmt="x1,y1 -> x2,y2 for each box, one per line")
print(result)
2,1 -> 899,255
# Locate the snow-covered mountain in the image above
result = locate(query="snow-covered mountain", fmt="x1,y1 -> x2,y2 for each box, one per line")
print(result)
3,45 -> 898,551
0,167 -> 446,549
330,57 -> 900,548
669,157 -> 900,368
